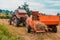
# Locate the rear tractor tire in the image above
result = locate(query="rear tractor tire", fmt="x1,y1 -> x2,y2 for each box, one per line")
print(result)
52,25 -> 57,33
48,25 -> 57,33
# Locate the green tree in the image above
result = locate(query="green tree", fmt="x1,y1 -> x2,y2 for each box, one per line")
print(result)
22,2 -> 32,17
0,9 -> 2,13
5,10 -> 10,15
10,11 -> 13,14
57,13 -> 60,16
18,6 -> 21,9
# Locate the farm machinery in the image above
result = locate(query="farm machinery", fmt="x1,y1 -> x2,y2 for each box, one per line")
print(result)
26,11 -> 60,33
9,7 -> 27,27
9,7 -> 59,33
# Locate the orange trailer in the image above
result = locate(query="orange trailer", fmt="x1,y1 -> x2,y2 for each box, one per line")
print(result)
26,11 -> 60,33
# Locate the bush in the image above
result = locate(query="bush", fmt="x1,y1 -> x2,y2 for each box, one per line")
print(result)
0,13 -> 12,19
0,15 -> 11,19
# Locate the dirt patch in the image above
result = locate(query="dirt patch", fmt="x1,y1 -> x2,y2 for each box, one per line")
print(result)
0,19 -> 60,40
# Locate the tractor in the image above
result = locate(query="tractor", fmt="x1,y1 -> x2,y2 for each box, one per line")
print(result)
9,7 -> 27,27
26,11 -> 59,33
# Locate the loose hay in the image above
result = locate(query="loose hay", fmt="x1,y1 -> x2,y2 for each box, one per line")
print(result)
34,22 -> 48,31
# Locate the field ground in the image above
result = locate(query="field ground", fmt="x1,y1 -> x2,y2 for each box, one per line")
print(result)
0,19 -> 60,40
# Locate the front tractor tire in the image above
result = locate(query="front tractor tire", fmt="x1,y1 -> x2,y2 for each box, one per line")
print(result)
27,25 -> 31,33
23,22 -> 26,26
9,18 -> 12,25
13,17 -> 19,27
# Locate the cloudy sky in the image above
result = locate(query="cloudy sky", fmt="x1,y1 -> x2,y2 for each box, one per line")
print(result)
0,0 -> 60,15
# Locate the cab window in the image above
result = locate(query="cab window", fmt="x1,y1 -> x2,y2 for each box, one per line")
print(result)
32,15 -> 39,20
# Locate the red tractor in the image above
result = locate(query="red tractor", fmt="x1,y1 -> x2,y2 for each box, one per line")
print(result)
26,11 -> 59,33
9,7 -> 27,27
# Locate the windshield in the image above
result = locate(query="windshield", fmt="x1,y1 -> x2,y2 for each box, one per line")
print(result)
32,15 -> 39,20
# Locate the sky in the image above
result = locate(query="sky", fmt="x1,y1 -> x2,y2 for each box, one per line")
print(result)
0,0 -> 60,15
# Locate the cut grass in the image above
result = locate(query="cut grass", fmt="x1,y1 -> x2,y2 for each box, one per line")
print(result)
0,23 -> 24,40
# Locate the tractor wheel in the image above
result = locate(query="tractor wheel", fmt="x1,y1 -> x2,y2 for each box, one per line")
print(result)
23,22 -> 26,26
52,25 -> 57,33
13,17 -> 19,27
23,23 -> 25,26
9,18 -> 12,25
27,25 -> 31,33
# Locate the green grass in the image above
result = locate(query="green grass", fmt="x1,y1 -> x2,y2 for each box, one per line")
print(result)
0,24 -> 24,40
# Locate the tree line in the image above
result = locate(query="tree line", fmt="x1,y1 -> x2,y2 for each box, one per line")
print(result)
0,9 -> 13,14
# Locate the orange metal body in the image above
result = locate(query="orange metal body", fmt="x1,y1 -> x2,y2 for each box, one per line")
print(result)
27,11 -> 60,32
40,15 -> 59,25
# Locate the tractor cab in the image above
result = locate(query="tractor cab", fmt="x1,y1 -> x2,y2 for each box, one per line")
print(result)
9,7 -> 27,27
32,11 -> 39,20
14,8 -> 27,18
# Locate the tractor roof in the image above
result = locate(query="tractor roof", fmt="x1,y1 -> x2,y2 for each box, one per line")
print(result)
15,8 -> 27,13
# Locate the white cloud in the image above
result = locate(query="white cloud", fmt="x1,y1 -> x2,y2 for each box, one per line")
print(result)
39,9 -> 60,15
0,0 -> 45,11
0,0 -> 60,15
44,0 -> 60,4
27,2 -> 44,7
27,2 -> 45,11
0,0 -> 27,10
27,1 -> 60,15
52,3 -> 60,6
